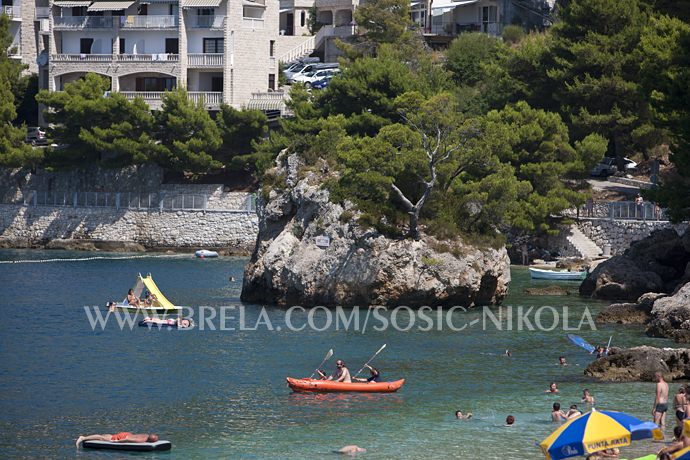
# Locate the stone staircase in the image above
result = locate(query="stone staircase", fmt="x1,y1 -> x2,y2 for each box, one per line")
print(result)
567,224 -> 603,259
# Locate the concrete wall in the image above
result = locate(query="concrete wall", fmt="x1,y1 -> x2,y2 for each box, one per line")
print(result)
0,204 -> 258,250
577,219 -> 689,256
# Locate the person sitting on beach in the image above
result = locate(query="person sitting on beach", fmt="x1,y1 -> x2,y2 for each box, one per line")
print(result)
455,410 -> 473,420
505,415 -> 515,426
551,403 -> 567,422
126,289 -> 141,307
581,389 -> 595,405
318,360 -> 351,383
76,432 -> 158,447
566,404 -> 582,419
354,365 -> 380,383
546,382 -> 559,393
559,356 -> 567,366
586,448 -> 619,459
658,426 -> 684,459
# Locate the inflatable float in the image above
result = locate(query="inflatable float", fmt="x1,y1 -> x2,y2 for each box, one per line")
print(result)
286,377 -> 405,393
82,440 -> 172,451
195,249 -> 219,258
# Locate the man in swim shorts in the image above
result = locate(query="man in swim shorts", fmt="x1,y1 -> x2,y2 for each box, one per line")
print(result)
76,432 -> 158,447
654,371 -> 669,435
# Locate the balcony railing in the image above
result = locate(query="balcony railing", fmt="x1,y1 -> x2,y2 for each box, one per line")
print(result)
115,53 -> 179,62
187,15 -> 225,28
242,17 -> 264,29
120,15 -> 178,29
245,0 -> 266,5
35,7 -> 50,18
189,92 -> 223,107
187,53 -> 223,67
3,5 -> 21,18
51,53 -> 113,62
53,16 -> 113,29
431,21 -> 501,36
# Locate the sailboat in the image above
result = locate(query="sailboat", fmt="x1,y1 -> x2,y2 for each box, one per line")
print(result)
110,273 -> 181,314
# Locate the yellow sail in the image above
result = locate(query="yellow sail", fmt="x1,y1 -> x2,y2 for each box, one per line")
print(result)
140,275 -> 176,310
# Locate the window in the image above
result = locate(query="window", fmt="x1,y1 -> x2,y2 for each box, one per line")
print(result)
119,37 -> 125,54
137,4 -> 147,15
203,38 -> 223,53
243,6 -> 263,19
135,77 -> 176,92
269,40 -> 275,57
72,6 -> 86,16
169,4 -> 178,16
197,8 -> 213,16
300,10 -> 305,27
481,6 -> 497,25
165,38 -> 178,54
80,38 -> 93,54
268,73 -> 275,91
211,77 -> 223,92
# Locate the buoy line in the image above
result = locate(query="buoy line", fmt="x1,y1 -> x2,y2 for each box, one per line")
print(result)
0,254 -> 189,264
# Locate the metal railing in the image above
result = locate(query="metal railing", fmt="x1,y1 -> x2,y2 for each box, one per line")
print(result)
120,15 -> 178,29
3,191 -> 257,212
53,16 -> 113,29
187,15 -> 225,28
278,35 -> 315,63
35,7 -> 50,18
3,5 -> 21,18
187,53 -> 224,67
572,200 -> 669,221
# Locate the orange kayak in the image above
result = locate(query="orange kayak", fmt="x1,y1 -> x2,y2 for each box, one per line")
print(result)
286,377 -> 405,393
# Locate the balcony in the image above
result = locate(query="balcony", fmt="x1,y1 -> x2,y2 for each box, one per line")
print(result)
115,53 -> 179,62
3,5 -> 21,19
120,91 -> 223,110
35,7 -> 50,19
187,15 -> 225,29
431,21 -> 501,37
53,16 -> 113,29
51,53 -> 114,62
242,17 -> 264,29
187,53 -> 223,67
120,15 -> 178,29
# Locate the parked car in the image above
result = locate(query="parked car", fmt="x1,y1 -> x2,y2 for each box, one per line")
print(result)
25,127 -> 48,146
292,68 -> 340,88
287,63 -> 339,83
589,157 -> 638,177
311,75 -> 334,90
282,58 -> 321,79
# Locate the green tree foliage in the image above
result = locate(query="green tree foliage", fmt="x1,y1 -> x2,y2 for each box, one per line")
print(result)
353,0 -> 412,46
216,104 -> 268,173
446,33 -> 505,86
154,88 -> 222,173
548,0 -> 659,162
0,15 -> 40,167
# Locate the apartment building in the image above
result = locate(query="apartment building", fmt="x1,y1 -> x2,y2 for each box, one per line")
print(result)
47,0 -> 279,109
3,0 -> 50,73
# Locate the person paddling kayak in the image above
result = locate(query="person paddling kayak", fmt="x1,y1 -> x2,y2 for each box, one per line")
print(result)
354,365 -> 380,383
317,359 -> 351,383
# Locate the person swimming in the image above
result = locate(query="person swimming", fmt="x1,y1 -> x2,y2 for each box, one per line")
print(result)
546,382 -> 560,393
455,410 -> 473,420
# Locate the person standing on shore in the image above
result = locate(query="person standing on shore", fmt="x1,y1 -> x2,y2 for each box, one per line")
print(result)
654,372 -> 669,434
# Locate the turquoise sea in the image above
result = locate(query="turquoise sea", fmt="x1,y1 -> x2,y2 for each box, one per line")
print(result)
0,250 -> 678,459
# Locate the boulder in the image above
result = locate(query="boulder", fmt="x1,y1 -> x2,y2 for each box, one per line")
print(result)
595,292 -> 665,325
580,228 -> 690,300
523,286 -> 571,296
647,282 -> 690,342
585,346 -> 690,382
556,257 -> 590,272
241,153 -> 511,307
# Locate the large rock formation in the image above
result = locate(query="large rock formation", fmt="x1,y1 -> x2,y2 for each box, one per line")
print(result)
585,346 -> 690,382
580,228 -> 690,300
241,154 -> 511,307
647,282 -> 690,342
595,292 -> 666,325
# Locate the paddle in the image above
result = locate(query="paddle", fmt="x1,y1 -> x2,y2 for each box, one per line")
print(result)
309,349 -> 334,379
353,344 -> 387,379
605,335 -> 613,356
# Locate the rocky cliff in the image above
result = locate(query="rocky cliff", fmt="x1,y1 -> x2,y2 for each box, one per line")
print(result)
241,153 -> 511,307
585,346 -> 690,382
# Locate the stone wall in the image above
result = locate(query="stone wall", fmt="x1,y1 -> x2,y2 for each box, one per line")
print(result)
0,204 -> 258,251
577,219 -> 689,256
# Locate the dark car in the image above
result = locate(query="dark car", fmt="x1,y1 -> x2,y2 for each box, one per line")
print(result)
311,75 -> 334,90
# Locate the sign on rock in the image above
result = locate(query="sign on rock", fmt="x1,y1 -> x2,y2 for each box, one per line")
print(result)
315,236 -> 330,248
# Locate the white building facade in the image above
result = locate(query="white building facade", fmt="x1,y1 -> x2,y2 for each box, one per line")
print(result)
47,0 -> 279,109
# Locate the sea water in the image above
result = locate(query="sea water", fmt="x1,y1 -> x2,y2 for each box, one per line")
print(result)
0,250 -> 678,459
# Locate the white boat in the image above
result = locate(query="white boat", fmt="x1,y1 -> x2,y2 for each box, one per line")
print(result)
109,273 -> 181,314
195,249 -> 219,258
529,267 -> 587,281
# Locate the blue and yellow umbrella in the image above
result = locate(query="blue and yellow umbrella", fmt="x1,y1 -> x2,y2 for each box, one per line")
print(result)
539,409 -> 663,460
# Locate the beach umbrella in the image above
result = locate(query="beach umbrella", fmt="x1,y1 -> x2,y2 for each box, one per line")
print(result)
539,408 -> 663,460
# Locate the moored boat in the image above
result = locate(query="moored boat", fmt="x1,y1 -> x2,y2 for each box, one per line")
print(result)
195,249 -> 219,258
286,377 -> 405,393
529,267 -> 587,281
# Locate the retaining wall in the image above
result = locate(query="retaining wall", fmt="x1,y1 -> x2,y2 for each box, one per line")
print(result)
577,219 -> 688,256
